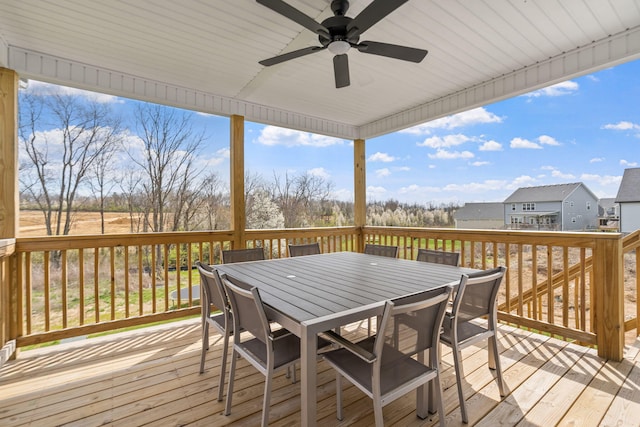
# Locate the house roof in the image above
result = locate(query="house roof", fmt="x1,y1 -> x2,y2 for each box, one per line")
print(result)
1,1 -> 639,140
455,202 -> 503,221
615,167 -> 640,203
504,182 -> 596,204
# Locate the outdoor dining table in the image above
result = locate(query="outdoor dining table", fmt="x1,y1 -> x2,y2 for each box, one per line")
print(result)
215,250 -> 478,426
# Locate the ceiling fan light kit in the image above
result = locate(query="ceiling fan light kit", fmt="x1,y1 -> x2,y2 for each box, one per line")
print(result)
256,0 -> 428,88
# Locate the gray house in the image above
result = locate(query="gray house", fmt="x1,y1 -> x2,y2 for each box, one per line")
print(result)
597,197 -> 619,231
615,167 -> 640,233
503,183 -> 599,231
454,202 -> 504,229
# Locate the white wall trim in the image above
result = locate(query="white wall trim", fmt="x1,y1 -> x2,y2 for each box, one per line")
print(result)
8,46 -> 359,141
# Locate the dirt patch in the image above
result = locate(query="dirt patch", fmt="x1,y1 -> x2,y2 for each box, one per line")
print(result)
19,211 -> 138,236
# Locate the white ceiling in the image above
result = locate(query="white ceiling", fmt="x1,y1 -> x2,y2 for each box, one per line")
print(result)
1,0 -> 640,140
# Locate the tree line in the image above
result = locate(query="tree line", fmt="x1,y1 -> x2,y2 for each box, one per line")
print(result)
18,89 -> 458,235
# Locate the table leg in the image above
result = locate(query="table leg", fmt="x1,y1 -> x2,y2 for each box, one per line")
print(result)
301,325 -> 317,427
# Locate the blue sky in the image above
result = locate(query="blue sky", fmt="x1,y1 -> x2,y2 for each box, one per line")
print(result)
23,58 -> 640,206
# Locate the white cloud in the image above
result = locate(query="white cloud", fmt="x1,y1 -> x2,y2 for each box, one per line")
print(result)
396,166 -> 411,172
427,149 -> 474,160
256,126 -> 344,147
479,140 -> 502,151
538,135 -> 560,146
620,159 -> 639,167
551,169 -> 575,179
417,134 -> 471,148
367,186 -> 387,198
471,161 -> 490,166
400,107 -> 503,135
523,81 -> 579,98
580,173 -> 622,186
398,184 -> 442,194
443,179 -> 508,193
308,167 -> 330,179
510,137 -> 542,149
331,188 -> 352,201
375,168 -> 391,177
367,152 -> 396,162
590,157 -> 604,163
24,80 -> 124,104
602,121 -> 639,131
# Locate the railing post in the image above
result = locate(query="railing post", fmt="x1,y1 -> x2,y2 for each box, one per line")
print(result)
230,115 -> 245,249
353,138 -> 366,252
593,234 -> 624,361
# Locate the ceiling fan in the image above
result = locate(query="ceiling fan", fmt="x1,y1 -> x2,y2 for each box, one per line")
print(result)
256,0 -> 428,88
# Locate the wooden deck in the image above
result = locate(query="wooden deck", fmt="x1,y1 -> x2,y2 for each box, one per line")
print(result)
1,319 -> 639,426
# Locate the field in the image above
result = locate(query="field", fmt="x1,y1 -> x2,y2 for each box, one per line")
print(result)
19,211 -> 138,236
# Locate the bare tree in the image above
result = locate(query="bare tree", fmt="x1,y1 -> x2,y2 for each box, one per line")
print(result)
88,142 -> 120,233
200,172 -> 229,230
271,171 -> 333,228
19,89 -> 123,236
128,104 -> 205,232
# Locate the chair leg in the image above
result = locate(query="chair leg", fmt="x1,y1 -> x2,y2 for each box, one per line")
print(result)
452,348 -> 469,424
262,369 -> 273,427
217,330 -> 230,402
373,394 -> 384,427
489,334 -> 506,396
224,349 -> 238,416
434,374 -> 446,427
336,373 -> 343,421
199,322 -> 209,374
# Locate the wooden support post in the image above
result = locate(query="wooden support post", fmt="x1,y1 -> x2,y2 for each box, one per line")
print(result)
0,68 -> 19,363
353,138 -> 366,252
230,115 -> 245,249
593,235 -> 624,361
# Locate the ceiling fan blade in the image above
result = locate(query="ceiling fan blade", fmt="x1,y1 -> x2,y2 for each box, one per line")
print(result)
347,0 -> 409,38
256,0 -> 330,38
356,41 -> 428,63
333,54 -> 350,88
259,46 -> 326,66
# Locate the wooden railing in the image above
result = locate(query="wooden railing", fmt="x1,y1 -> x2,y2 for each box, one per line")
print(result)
1,238 -> 16,367
4,226 -> 633,360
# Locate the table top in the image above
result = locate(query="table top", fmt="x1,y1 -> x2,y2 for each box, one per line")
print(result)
215,251 -> 476,326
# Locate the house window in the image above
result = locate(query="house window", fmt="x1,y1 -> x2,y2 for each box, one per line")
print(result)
570,201 -> 574,207
522,203 -> 535,211
571,217 -> 576,223
586,201 -> 591,210
511,203 -> 516,211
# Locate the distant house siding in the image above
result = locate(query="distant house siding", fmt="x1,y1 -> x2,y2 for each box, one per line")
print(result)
561,186 -> 598,231
619,203 -> 640,233
455,219 -> 504,229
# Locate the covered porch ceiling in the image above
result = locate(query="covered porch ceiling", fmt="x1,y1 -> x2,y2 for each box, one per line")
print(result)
1,0 -> 640,140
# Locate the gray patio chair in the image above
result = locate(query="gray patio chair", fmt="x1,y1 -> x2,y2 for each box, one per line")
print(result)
288,242 -> 321,257
195,261 -> 232,402
363,243 -> 399,335
364,243 -> 399,258
322,286 -> 452,427
222,247 -> 265,263
221,273 -> 329,427
417,248 -> 460,266
440,266 -> 507,424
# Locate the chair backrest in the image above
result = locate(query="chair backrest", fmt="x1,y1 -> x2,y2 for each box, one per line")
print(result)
222,247 -> 265,264
416,248 -> 460,266
195,261 -> 228,315
288,242 -> 321,257
452,266 -> 506,326
377,286 -> 452,365
221,274 -> 271,344
364,244 -> 399,258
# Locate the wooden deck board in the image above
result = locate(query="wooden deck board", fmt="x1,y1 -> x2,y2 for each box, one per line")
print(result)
1,319 -> 638,426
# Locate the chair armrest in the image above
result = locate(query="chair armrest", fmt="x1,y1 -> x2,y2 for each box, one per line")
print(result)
321,330 -> 376,363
